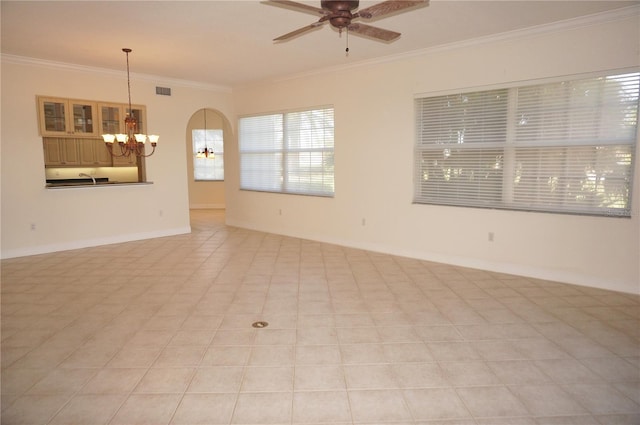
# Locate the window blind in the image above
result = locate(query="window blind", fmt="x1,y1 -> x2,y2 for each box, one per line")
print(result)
415,72 -> 639,216
239,107 -> 334,196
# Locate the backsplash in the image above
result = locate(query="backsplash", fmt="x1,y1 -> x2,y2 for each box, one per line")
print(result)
45,166 -> 139,183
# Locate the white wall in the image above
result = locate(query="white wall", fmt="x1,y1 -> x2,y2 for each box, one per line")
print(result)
228,14 -> 640,294
0,57 -> 233,258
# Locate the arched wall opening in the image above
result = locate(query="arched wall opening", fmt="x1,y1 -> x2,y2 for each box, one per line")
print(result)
185,108 -> 232,209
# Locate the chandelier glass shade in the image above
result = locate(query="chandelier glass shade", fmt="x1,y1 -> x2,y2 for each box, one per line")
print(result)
102,48 -> 158,158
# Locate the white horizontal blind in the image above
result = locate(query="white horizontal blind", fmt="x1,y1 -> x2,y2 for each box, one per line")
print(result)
284,108 -> 334,196
239,107 -> 334,196
415,89 -> 509,206
415,72 -> 639,216
239,114 -> 283,192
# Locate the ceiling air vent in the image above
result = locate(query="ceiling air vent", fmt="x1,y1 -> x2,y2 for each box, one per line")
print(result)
156,86 -> 171,96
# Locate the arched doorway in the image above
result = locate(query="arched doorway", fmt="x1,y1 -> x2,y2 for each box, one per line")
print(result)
185,108 -> 232,209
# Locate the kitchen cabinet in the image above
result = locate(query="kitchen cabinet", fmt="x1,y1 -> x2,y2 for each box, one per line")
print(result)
37,97 -> 98,137
79,139 -> 113,166
44,138 -> 114,167
43,138 -> 80,166
37,96 -> 147,139
99,103 -> 147,135
38,96 -> 148,172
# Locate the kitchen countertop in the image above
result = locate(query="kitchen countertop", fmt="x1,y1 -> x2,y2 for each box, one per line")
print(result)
45,181 -> 153,189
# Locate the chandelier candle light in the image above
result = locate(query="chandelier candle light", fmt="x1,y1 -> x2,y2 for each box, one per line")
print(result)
102,48 -> 158,157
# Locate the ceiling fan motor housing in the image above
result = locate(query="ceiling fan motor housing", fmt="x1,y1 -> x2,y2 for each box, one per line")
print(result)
322,0 -> 359,28
321,0 -> 359,11
330,11 -> 353,28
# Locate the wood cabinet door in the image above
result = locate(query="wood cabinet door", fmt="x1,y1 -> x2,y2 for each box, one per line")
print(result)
60,139 -> 80,165
43,138 -> 80,166
79,139 -> 112,166
39,98 -> 69,137
99,103 -> 123,135
99,103 -> 147,134
69,100 -> 98,137
94,141 -> 114,165
38,97 -> 98,137
43,138 -> 64,165
127,106 -> 147,134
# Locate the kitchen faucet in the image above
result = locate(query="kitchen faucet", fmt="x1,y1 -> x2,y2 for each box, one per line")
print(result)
79,173 -> 96,185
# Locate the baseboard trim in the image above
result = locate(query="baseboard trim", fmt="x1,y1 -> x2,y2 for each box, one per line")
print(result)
1,226 -> 192,260
225,218 -> 637,295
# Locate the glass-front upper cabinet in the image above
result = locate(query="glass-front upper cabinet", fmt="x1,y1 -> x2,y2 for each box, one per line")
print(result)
99,103 -> 146,135
99,103 -> 122,135
37,96 -> 98,137
127,106 -> 146,134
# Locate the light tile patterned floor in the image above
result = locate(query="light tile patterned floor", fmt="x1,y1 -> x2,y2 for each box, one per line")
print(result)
1,209 -> 639,425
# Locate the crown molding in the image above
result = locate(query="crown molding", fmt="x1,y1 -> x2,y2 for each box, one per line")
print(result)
3,4 -> 637,90
269,4 -> 640,85
0,53 -> 233,93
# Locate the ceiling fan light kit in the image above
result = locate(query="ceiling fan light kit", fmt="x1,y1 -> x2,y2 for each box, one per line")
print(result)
268,0 -> 427,47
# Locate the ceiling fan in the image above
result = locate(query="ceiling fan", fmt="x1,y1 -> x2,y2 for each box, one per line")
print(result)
267,0 -> 428,43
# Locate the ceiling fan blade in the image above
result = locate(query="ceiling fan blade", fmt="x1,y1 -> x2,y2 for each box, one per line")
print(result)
357,0 -> 428,19
266,0 -> 328,16
347,23 -> 401,42
274,22 -> 325,41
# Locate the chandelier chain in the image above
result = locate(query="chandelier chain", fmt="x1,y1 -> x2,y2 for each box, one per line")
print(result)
126,50 -> 133,116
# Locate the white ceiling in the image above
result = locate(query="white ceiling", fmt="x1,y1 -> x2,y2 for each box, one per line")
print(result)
2,1 -> 638,88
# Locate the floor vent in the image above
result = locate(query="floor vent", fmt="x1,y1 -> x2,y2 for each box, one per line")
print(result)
156,86 -> 171,96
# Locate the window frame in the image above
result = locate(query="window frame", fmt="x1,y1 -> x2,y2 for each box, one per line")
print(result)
413,69 -> 639,218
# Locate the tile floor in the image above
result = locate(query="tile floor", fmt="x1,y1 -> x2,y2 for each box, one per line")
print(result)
1,209 -> 639,425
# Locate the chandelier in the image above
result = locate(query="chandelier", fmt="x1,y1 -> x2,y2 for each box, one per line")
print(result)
195,108 -> 215,159
102,48 -> 158,157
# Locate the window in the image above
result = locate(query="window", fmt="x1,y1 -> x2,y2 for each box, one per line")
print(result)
192,128 -> 224,181
414,71 -> 639,217
239,107 -> 334,196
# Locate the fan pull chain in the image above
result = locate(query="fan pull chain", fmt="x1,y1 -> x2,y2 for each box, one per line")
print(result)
345,27 -> 349,56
